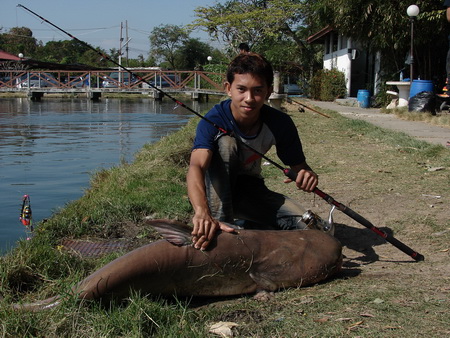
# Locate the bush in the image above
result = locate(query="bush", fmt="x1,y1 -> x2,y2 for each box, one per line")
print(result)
309,68 -> 347,101
196,63 -> 227,90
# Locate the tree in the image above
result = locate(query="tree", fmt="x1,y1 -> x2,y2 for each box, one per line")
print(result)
192,1 -> 317,53
0,27 -> 39,58
42,40 -> 80,64
308,0 -> 448,82
78,49 -> 110,68
149,24 -> 189,69
30,39 -> 110,68
174,38 -> 214,70
192,0 -> 323,80
108,48 -> 121,64
0,26 -> 152,69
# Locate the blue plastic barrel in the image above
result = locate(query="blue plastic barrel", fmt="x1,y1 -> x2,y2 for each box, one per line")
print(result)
409,80 -> 433,98
357,89 -> 370,108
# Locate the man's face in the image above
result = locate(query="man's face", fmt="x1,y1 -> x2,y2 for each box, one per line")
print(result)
225,73 -> 272,120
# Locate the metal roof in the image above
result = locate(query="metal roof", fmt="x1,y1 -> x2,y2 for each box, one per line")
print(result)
0,50 -> 21,61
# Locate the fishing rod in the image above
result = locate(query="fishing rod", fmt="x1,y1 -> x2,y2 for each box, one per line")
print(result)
261,157 -> 424,262
286,97 -> 331,118
18,5 -> 424,262
16,4 -> 228,136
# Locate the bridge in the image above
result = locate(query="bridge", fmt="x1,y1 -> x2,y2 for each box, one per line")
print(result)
0,69 -> 227,101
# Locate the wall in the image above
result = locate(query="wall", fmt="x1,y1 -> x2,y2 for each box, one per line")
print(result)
322,32 -> 352,96
320,32 -> 381,98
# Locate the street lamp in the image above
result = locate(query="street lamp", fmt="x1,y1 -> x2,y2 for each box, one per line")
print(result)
207,56 -> 212,64
407,4 -> 420,84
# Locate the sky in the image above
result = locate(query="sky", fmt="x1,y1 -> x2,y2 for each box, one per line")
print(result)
1,0 -> 223,58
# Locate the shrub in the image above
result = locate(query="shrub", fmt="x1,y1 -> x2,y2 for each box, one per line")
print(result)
195,63 -> 227,90
309,68 -> 347,101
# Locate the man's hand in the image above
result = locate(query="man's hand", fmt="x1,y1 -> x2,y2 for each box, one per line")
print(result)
293,168 -> 318,192
191,214 -> 235,250
284,163 -> 318,193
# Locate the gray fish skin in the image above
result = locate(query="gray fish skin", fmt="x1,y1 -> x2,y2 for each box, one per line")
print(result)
13,219 -> 343,311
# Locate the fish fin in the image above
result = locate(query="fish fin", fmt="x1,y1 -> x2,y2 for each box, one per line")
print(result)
145,219 -> 192,246
249,272 -> 279,292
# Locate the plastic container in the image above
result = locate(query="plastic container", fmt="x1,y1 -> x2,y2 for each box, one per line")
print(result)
357,89 -> 370,108
409,80 -> 433,98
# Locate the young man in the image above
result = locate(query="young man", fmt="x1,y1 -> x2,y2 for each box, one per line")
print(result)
187,53 -> 321,250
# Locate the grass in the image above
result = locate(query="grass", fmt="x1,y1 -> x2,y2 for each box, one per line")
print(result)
380,105 -> 450,128
1,100 -> 449,337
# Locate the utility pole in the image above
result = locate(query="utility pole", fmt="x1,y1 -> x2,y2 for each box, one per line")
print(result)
125,20 -> 129,66
119,22 -> 123,83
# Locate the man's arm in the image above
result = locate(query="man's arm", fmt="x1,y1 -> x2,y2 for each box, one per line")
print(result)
187,149 -> 234,250
285,162 -> 319,193
447,8 -> 450,22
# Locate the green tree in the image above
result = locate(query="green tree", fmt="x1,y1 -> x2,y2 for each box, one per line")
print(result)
174,38 -> 214,70
78,49 -> 109,68
37,40 -> 87,64
149,24 -> 189,69
108,48 -> 121,64
308,0 -> 447,82
34,39 -> 109,68
192,1 -> 317,53
0,26 -> 150,69
192,0 -> 323,79
0,27 -> 39,58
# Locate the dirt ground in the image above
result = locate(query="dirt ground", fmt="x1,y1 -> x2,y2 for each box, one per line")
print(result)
274,102 -> 450,334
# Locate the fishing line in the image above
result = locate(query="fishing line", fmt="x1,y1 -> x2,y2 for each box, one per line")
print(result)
17,4 -> 424,262
16,4 -> 228,134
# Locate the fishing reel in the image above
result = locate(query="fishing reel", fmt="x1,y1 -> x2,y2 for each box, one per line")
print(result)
301,206 -> 336,236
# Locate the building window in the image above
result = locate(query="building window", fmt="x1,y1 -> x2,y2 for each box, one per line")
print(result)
340,35 -> 348,49
332,33 -> 338,52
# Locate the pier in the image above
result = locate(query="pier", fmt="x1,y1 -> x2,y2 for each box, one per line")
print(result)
0,69 -> 226,101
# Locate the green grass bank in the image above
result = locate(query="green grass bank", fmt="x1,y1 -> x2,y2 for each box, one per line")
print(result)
1,101 -> 449,337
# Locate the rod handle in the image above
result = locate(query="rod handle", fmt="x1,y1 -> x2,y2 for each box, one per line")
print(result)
314,188 -> 425,262
283,168 -> 297,181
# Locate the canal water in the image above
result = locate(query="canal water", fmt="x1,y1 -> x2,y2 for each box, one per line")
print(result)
0,97 -> 216,253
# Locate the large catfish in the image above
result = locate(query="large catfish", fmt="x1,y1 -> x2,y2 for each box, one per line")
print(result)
13,219 -> 342,311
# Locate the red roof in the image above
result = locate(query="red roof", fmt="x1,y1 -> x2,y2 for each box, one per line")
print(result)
0,50 -> 21,61
307,25 -> 334,44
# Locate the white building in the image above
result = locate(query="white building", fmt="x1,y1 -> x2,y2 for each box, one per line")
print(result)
307,25 -> 381,98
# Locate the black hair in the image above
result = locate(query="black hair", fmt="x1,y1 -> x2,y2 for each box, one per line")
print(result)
226,52 -> 273,87
238,43 -> 250,52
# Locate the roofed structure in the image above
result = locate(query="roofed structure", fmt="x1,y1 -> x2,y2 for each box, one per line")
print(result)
0,49 -> 106,70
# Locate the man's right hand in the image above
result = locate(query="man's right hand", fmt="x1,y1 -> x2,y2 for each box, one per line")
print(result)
191,214 -> 235,250
187,148 -> 235,250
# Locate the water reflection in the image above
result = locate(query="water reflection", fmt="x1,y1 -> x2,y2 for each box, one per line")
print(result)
0,97 -> 216,252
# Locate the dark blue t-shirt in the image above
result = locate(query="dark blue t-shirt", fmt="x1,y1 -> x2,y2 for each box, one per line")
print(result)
193,99 -> 306,177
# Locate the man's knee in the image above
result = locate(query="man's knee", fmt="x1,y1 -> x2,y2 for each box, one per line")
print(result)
216,135 -> 238,161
